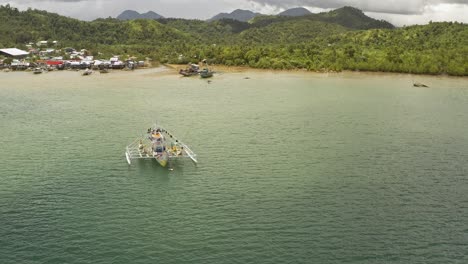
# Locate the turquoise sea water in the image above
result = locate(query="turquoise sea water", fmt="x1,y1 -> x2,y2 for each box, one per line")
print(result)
0,69 -> 467,263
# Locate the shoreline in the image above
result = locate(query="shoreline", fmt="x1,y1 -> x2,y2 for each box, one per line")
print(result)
2,64 -> 467,81
164,64 -> 468,79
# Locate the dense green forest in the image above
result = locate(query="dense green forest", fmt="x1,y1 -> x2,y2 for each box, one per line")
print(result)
1,4 -> 467,75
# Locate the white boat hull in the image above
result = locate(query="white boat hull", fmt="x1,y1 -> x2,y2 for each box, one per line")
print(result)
125,151 -> 131,165
154,152 -> 168,167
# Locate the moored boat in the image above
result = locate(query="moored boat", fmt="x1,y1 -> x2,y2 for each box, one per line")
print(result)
82,69 -> 93,76
33,68 -> 43,74
125,124 -> 197,168
199,68 -> 213,78
413,82 -> 428,87
179,63 -> 200,77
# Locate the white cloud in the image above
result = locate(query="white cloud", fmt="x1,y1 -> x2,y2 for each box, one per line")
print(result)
246,0 -> 425,14
365,3 -> 468,26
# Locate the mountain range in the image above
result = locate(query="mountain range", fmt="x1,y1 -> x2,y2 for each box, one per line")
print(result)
0,5 -> 396,48
207,8 -> 312,21
117,7 -> 327,22
208,9 -> 260,22
116,6 -> 393,29
117,10 -> 164,20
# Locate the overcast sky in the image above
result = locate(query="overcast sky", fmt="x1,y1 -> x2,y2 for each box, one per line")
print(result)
1,0 -> 467,26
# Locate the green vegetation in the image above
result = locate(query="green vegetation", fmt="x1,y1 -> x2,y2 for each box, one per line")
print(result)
249,6 -> 394,30
1,4 -> 467,75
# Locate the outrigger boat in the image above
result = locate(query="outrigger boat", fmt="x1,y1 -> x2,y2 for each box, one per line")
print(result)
179,63 -> 200,77
125,125 -> 197,168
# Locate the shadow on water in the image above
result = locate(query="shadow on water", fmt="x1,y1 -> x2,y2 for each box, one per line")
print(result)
127,159 -> 171,180
126,158 -> 196,180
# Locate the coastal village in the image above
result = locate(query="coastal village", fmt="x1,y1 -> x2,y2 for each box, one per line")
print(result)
0,40 -> 147,72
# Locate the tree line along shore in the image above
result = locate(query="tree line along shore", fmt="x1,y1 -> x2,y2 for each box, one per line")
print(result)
0,5 -> 467,76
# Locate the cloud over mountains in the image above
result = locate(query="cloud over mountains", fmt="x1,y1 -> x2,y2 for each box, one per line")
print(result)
247,0 -> 468,14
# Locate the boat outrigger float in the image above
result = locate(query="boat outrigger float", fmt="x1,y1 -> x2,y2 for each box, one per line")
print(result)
125,125 -> 197,167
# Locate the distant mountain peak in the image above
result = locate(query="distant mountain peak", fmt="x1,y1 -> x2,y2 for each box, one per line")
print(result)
231,9 -> 252,14
116,10 -> 163,20
278,7 -> 311,17
320,6 -> 394,29
117,10 -> 139,20
209,9 -> 261,22
328,6 -> 368,18
338,6 -> 364,13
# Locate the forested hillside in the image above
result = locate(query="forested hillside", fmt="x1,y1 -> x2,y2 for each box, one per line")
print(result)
1,4 -> 467,75
249,7 -> 394,30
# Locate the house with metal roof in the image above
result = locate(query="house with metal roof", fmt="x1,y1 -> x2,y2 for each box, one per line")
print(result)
0,48 -> 30,58
36,40 -> 48,46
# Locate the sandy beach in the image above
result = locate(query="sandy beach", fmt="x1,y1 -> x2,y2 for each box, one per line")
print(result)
164,64 -> 468,80
165,63 -> 309,74
2,64 -> 466,87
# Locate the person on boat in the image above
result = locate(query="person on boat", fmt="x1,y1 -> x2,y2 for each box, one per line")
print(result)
138,140 -> 144,150
141,147 -> 147,155
155,145 -> 163,153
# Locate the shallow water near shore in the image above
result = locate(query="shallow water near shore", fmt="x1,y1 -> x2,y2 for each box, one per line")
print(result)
1,68 -> 468,263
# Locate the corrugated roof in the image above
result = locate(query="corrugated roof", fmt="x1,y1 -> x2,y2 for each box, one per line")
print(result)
0,48 -> 29,56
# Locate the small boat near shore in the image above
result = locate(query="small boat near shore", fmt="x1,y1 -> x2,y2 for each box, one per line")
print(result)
125,124 -> 197,168
199,68 -> 214,78
179,63 -> 200,77
33,68 -> 43,74
82,69 -> 93,76
413,82 -> 428,87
